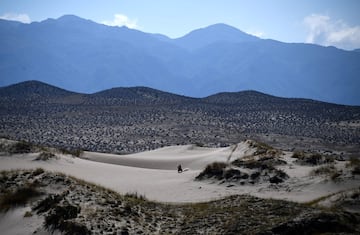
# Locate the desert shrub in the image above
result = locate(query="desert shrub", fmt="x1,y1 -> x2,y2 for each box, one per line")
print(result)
232,159 -> 276,171
346,157 -> 360,175
311,164 -> 342,181
196,162 -> 227,180
0,184 -> 41,211
224,168 -> 240,179
59,148 -> 83,157
9,141 -> 33,154
194,142 -> 204,147
33,168 -> 45,176
305,153 -> 322,165
45,204 -> 88,235
24,211 -> 33,217
35,151 -> 57,161
250,171 -> 261,180
274,169 -> 289,179
249,141 -> 273,150
55,221 -> 89,235
294,153 -> 334,166
352,167 -> 360,175
348,157 -> 360,167
312,165 -> 336,175
34,194 -> 64,213
125,192 -> 147,201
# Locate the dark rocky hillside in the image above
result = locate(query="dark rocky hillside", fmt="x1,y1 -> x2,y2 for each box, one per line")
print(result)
1,81 -> 359,154
89,86 -> 195,106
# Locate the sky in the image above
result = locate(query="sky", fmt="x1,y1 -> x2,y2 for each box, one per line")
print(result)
0,0 -> 360,50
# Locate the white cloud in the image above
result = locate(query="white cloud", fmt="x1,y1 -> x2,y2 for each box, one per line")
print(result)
246,30 -> 265,38
303,14 -> 360,50
0,13 -> 31,23
102,14 -> 138,29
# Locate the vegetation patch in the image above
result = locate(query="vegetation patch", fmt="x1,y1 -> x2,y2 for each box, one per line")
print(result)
59,147 -> 83,157
346,157 -> 360,175
9,141 -> 34,154
35,151 -> 57,161
0,184 -> 41,212
292,152 -> 335,166
44,204 -> 89,235
196,162 -> 227,180
310,164 -> 342,181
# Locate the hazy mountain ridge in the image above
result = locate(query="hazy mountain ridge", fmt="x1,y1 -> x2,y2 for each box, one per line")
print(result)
0,15 -> 359,105
0,80 -> 353,107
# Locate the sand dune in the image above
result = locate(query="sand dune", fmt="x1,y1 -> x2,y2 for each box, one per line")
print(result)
0,141 -> 359,203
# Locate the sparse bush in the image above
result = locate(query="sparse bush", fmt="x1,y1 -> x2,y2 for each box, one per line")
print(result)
232,159 -> 276,171
9,141 -> 33,154
24,211 -> 33,217
311,164 -> 342,181
44,204 -> 89,235
196,162 -> 227,180
294,153 -> 334,166
194,142 -> 204,147
224,169 -> 241,179
33,168 -> 45,176
125,192 -> 147,201
59,148 -> 83,157
250,171 -> 261,180
291,151 -> 305,159
34,194 -> 64,213
0,184 -> 41,211
312,165 -> 336,176
352,167 -> 360,175
35,152 -> 57,161
346,157 -> 360,175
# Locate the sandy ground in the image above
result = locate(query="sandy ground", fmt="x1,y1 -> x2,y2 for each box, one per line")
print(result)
0,142 -> 359,203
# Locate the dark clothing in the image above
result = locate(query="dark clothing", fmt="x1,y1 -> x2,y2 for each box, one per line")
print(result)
177,165 -> 183,173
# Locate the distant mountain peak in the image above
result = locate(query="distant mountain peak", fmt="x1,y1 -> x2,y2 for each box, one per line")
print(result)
174,23 -> 259,50
0,80 -> 75,99
57,14 -> 87,22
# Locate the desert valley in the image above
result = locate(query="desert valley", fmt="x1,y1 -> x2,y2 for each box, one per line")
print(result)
0,7 -> 360,235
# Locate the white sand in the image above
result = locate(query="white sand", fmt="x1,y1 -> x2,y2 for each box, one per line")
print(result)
0,142 -> 359,203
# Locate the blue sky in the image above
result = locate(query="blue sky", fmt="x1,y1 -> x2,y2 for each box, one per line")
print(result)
1,0 -> 360,50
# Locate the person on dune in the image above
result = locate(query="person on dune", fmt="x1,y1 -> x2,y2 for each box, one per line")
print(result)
177,164 -> 183,173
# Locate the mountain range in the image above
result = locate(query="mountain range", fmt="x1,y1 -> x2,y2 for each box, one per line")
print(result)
0,15 -> 360,105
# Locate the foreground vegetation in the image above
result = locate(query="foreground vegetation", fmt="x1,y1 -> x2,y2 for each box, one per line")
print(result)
1,169 -> 359,234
